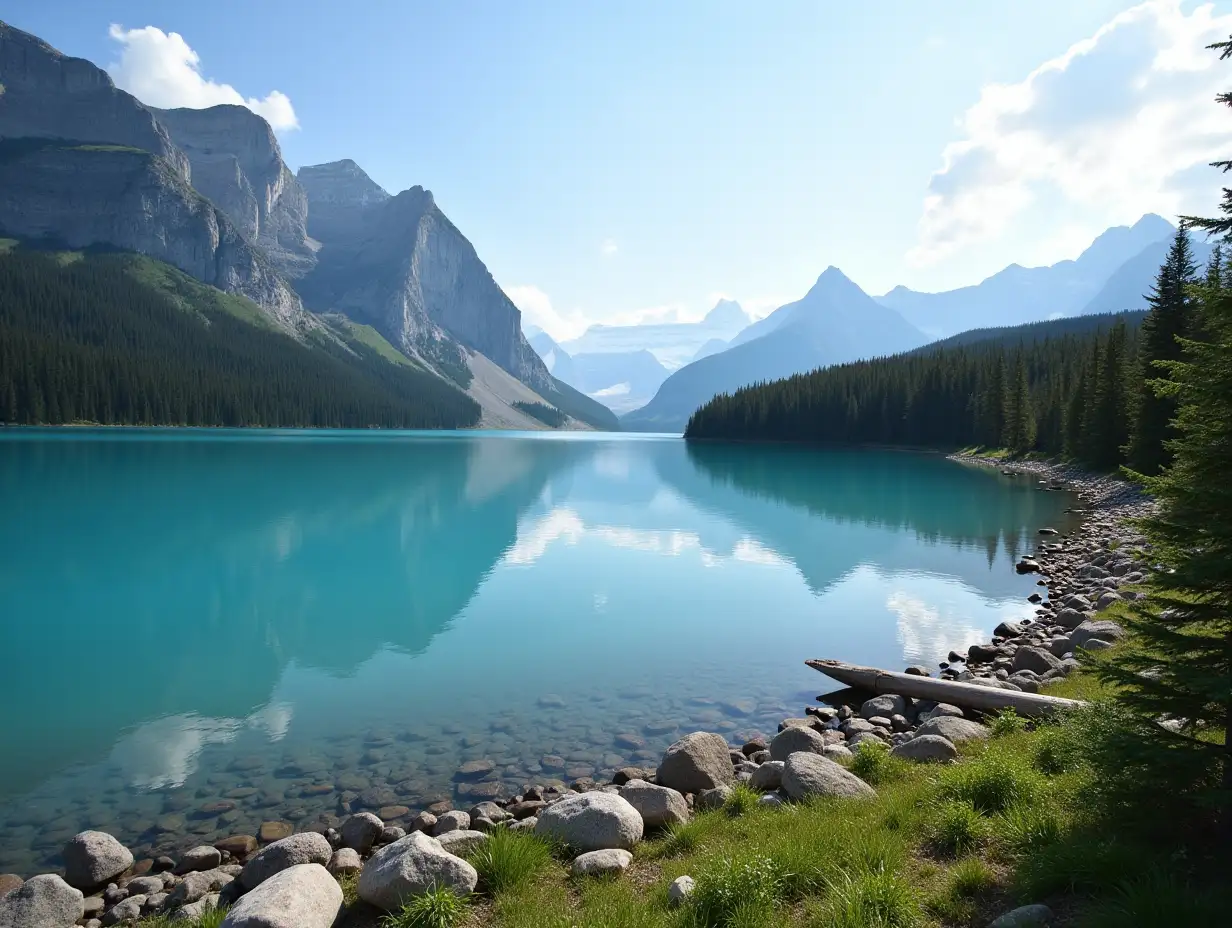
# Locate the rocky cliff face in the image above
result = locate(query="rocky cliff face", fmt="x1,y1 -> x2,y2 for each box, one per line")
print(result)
0,143 -> 304,327
151,105 -> 315,278
0,21 -> 190,182
297,165 -> 553,392
297,159 -> 391,243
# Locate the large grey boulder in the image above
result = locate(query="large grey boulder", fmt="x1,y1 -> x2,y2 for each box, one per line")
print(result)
435,831 -> 488,856
569,849 -> 632,877
769,726 -> 828,762
534,792 -> 643,851
1071,620 -> 1126,649
1012,647 -> 1062,675
781,754 -> 876,801
340,813 -> 384,854
860,694 -> 907,719
239,833 -> 332,890
219,864 -> 341,928
914,716 -> 990,743
694,786 -> 732,811
988,903 -> 1054,927
0,874 -> 84,928
1054,608 -> 1090,629
655,732 -> 734,793
891,735 -> 958,763
619,781 -> 688,829
430,811 -> 471,836
749,760 -> 785,791
62,832 -> 134,889
168,869 -> 233,907
174,847 -> 222,875
357,833 -> 477,911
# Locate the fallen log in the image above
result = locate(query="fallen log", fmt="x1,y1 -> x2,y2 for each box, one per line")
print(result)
806,659 -> 1085,718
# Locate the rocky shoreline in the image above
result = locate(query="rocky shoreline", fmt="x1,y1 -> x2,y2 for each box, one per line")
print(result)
0,455 -> 1149,928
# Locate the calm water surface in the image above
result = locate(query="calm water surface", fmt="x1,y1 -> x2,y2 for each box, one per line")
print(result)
0,430 -> 1075,872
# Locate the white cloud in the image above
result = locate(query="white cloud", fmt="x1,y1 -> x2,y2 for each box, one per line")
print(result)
107,24 -> 300,131
601,238 -> 619,256
505,284 -> 593,341
910,0 -> 1232,267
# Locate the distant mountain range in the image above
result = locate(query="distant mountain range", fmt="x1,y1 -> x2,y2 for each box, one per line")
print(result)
0,19 -> 616,432
614,214 -> 1205,432
526,328 -> 669,415
561,299 -> 752,370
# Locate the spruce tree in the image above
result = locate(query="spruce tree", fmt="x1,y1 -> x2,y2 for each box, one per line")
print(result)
1088,321 -> 1130,470
1002,352 -> 1035,454
1125,226 -> 1198,475
1104,34 -> 1232,820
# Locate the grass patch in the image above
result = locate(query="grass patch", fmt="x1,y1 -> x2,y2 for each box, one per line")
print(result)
989,708 -> 1029,738
820,865 -> 922,928
381,886 -> 468,928
725,782 -> 761,817
1080,872 -> 1232,927
468,828 -> 554,894
935,745 -> 1043,814
849,741 -> 910,786
655,814 -> 718,858
688,854 -> 784,928
926,799 -> 992,856
997,801 -> 1064,855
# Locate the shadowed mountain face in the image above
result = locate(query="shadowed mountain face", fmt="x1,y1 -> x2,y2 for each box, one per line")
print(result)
0,432 -> 592,797
623,268 -> 926,432
877,214 -> 1177,338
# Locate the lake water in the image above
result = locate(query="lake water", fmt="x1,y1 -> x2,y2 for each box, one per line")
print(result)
0,430 -> 1075,873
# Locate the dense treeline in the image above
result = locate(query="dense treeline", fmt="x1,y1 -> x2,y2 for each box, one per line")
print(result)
0,251 -> 481,429
687,229 -> 1210,475
514,400 -> 566,427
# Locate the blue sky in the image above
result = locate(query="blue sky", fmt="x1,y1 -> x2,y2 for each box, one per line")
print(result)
6,1 -> 1232,338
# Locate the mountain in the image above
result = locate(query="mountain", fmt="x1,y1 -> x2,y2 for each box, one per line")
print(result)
623,268 -> 927,432
0,22 -> 305,328
690,337 -> 729,363
1076,231 -> 1213,318
0,19 -> 617,432
294,161 -> 617,430
149,104 -> 316,278
878,214 -> 1176,337
562,298 -> 752,370
526,330 -> 670,415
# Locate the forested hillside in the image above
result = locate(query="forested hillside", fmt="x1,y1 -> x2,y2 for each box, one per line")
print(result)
686,228 -> 1210,475
0,248 -> 482,429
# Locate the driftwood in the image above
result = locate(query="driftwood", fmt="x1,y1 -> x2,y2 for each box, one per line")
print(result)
806,659 -> 1085,718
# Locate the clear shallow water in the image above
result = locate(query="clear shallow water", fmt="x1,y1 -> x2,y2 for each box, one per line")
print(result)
0,430 -> 1076,873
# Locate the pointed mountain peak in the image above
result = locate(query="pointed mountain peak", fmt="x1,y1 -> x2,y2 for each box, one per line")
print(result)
807,266 -> 864,296
298,160 -> 391,204
1132,213 -> 1174,236
703,298 -> 749,328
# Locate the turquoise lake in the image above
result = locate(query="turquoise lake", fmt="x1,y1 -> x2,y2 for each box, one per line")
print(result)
0,430 -> 1076,873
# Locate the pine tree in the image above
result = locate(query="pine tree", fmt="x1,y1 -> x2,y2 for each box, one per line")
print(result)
1002,352 -> 1035,454
1125,226 -> 1199,475
1088,322 -> 1130,470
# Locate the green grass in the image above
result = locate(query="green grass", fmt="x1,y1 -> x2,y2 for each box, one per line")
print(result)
988,708 -> 1029,738
381,886 -> 468,928
134,906 -> 228,928
820,866 -> 922,928
330,317 -> 417,367
849,741 -> 910,786
926,799 -> 992,856
934,745 -> 1044,814
467,828 -> 555,894
688,854 -> 785,928
724,782 -> 761,816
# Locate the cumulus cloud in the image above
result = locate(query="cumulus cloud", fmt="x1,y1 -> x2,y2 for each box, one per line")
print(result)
505,284 -> 593,341
910,0 -> 1232,267
107,24 -> 299,131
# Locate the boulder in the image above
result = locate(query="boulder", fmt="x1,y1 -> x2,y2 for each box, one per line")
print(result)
1071,620 -> 1126,649
239,833 -> 332,890
468,802 -> 510,824
822,745 -> 853,762
920,703 -> 964,722
168,869 -> 233,907
988,903 -> 1054,927
169,893 -> 219,923
340,813 -> 384,854
430,811 -> 470,836
534,792 -> 643,851
218,864 -> 341,928
618,781 -> 688,829
668,875 -> 695,906
749,760 -> 785,791
101,895 -> 144,925
1054,608 -> 1090,629
1095,592 -> 1122,611
569,849 -> 632,877
122,878 -> 162,897
63,832 -> 134,889
914,716 -> 990,744
890,735 -> 957,763
0,874 -> 84,928
0,875 -> 21,898
1081,638 -> 1114,651
356,833 -> 477,911
1012,647 -> 1062,675
435,831 -> 487,856
214,836 -> 258,858
781,754 -> 876,801
409,812 -> 437,833
174,847 -> 222,875
327,849 -> 362,876
768,726 -> 828,762
694,786 -> 732,811
655,732 -> 734,793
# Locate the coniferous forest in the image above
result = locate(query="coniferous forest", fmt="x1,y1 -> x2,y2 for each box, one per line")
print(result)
0,250 -> 482,429
686,228 -> 1212,475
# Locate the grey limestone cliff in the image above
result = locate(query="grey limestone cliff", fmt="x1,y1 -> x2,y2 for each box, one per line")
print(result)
0,143 -> 305,327
297,162 -> 553,391
0,20 -> 190,181
151,104 -> 316,278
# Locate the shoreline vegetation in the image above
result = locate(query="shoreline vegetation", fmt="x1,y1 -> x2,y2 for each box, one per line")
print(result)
1,454 -> 1224,927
